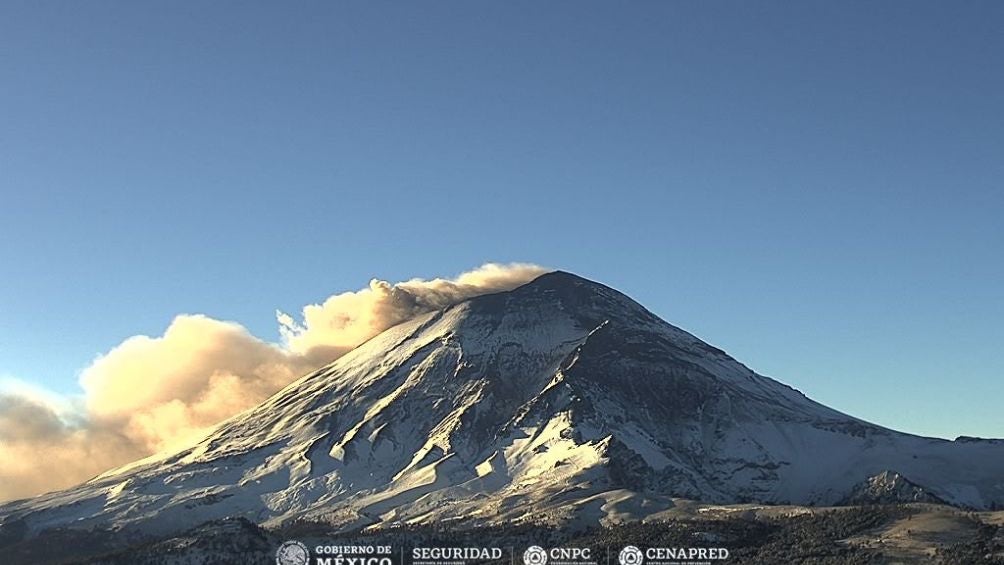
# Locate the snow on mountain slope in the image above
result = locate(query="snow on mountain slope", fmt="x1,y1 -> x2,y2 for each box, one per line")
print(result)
1,271 -> 1003,544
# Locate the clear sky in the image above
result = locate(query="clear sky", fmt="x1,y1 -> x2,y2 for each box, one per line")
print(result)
1,1 -> 1001,440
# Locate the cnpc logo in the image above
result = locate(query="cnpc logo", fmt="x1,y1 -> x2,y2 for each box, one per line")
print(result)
523,545 -> 593,565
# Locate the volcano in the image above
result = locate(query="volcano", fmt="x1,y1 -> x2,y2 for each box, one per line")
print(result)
2,271 -> 1003,545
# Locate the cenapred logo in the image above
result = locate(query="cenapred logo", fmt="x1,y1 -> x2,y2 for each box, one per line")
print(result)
618,546 -> 643,565
523,545 -> 548,565
619,544 -> 729,564
277,540 -> 310,565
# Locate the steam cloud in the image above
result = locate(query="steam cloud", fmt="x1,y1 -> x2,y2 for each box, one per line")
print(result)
0,263 -> 547,502
277,262 -> 548,358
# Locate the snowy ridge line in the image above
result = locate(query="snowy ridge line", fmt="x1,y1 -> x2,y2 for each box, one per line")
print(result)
1,271 -> 1003,550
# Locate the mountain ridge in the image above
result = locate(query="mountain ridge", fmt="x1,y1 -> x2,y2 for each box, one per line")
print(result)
2,270 -> 1003,549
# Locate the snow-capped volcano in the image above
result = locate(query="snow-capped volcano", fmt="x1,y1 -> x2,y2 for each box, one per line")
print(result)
2,271 -> 1003,543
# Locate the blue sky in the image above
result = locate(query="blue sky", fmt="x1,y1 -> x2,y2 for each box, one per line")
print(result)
1,1 -> 1001,440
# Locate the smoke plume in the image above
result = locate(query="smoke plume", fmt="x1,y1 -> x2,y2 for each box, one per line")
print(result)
277,262 -> 547,358
0,263 -> 547,502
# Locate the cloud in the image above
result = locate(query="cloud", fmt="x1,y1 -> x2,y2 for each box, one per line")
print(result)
0,393 -> 143,503
278,262 -> 548,358
79,314 -> 317,454
0,263 -> 547,502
